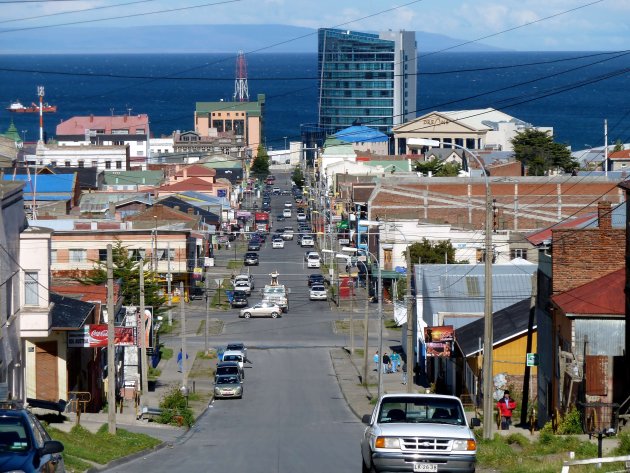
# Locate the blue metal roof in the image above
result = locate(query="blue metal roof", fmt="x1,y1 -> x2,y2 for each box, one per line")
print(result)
8,174 -> 75,194
577,201 -> 625,229
334,126 -> 389,143
415,262 -> 536,330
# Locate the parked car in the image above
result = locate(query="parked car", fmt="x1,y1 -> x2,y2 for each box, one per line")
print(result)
189,285 -> 205,300
233,274 -> 254,290
361,393 -> 480,473
215,361 -> 241,378
240,302 -> 282,319
309,284 -> 328,301
0,403 -> 65,473
222,350 -> 246,378
226,342 -> 247,358
297,212 -> 307,221
272,237 -> 285,249
214,374 -> 243,399
244,252 -> 259,266
308,273 -> 328,287
230,291 -> 249,308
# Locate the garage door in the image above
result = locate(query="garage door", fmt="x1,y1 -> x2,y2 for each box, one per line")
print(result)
36,342 -> 58,401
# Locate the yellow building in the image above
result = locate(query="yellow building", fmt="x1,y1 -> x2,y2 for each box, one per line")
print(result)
194,94 -> 265,158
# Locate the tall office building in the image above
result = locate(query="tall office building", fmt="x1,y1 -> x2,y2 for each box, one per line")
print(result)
317,28 -> 417,135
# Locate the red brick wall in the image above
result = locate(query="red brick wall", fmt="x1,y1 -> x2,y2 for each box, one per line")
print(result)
552,202 -> 625,294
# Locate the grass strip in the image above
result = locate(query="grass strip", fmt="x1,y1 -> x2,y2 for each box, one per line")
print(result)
48,424 -> 161,468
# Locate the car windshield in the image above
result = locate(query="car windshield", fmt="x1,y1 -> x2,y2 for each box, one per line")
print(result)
378,397 -> 465,425
223,355 -> 242,362
216,375 -> 240,385
312,285 -> 325,291
216,366 -> 239,375
0,417 -> 30,452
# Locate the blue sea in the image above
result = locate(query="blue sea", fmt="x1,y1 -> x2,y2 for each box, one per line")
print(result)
0,52 -> 628,150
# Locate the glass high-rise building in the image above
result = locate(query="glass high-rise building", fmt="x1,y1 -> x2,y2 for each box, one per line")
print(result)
317,28 -> 417,135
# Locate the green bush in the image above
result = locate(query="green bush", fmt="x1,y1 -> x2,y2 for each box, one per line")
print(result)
614,431 -> 630,455
556,407 -> 583,435
158,386 -> 195,427
505,433 -> 530,448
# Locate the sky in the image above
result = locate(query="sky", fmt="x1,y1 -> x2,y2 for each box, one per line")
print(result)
1,0 -> 629,51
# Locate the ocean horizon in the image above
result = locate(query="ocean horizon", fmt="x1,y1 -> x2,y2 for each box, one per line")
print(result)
1,51 -> 628,151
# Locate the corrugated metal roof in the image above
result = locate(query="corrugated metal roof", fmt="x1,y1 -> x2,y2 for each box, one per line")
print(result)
79,192 -> 152,213
416,262 -> 536,330
9,173 -> 75,193
50,293 -> 94,330
334,126 -> 388,143
103,170 -> 164,186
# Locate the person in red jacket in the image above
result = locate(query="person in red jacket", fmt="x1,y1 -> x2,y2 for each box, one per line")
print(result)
497,390 -> 517,430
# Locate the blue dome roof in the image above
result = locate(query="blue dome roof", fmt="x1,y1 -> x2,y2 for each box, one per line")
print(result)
333,126 -> 388,143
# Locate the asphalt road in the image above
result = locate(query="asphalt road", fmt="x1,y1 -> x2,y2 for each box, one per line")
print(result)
105,173 -> 367,472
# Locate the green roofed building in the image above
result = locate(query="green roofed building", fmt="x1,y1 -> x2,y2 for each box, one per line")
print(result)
103,170 -> 165,190
195,94 -> 265,158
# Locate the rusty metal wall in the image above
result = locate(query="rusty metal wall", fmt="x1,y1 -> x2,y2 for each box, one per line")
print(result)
574,319 -> 625,357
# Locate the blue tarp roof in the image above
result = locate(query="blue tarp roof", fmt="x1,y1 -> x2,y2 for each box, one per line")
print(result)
334,126 -> 388,143
8,174 -> 75,194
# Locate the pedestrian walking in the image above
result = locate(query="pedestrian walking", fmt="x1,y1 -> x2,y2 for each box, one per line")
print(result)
401,362 -> 408,385
177,348 -> 189,373
497,390 -> 517,430
391,352 -> 400,373
382,352 -> 391,374
373,350 -> 379,372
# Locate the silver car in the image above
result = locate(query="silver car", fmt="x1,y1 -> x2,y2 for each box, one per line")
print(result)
309,284 -> 327,301
214,374 -> 243,399
240,301 -> 282,318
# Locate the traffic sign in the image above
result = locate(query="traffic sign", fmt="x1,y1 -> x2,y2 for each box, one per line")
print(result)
526,353 -> 538,367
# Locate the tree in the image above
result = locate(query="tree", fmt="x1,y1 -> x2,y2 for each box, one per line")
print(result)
291,165 -> 305,188
613,139 -> 624,152
511,129 -> 577,176
77,240 -> 167,313
406,239 -> 457,265
250,144 -> 270,178
414,158 -> 461,177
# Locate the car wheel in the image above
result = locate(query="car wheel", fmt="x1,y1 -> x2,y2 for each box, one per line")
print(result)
243,312 -> 251,318
362,457 -> 377,473
271,312 -> 279,318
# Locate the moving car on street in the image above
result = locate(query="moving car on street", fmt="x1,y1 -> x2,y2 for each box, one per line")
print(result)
272,237 -> 285,249
230,291 -> 249,308
282,227 -> 295,241
309,284 -> 327,301
240,301 -> 282,319
307,252 -> 321,268
308,273 -> 328,287
300,235 -> 314,247
247,240 -> 261,251
244,252 -> 259,266
297,212 -> 307,221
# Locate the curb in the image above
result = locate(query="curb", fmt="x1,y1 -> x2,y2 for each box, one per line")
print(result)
85,441 -> 172,472
330,347 -> 373,422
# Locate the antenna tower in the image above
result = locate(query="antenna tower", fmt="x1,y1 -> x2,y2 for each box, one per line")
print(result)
233,51 -> 249,102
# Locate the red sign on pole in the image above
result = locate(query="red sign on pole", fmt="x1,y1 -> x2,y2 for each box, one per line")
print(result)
68,325 -> 136,348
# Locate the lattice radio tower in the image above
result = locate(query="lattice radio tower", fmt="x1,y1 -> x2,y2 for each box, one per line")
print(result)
233,51 -> 249,102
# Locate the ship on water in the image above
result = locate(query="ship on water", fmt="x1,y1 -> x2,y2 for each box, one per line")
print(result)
6,100 -> 57,113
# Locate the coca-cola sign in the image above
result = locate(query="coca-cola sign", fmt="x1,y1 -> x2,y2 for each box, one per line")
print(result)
68,325 -> 136,348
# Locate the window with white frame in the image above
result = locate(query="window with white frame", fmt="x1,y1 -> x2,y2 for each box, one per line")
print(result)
69,249 -> 87,263
25,272 -> 39,305
51,249 -> 57,263
510,248 -> 528,260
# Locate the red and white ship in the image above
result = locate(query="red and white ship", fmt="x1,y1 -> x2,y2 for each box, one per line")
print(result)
6,101 -> 57,113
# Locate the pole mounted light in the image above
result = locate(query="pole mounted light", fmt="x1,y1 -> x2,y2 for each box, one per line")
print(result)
413,138 -> 494,439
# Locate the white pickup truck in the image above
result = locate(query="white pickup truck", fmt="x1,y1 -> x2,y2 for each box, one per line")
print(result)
261,284 -> 289,312
361,393 -> 480,473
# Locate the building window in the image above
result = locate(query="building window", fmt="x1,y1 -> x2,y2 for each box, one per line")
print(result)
50,161 -> 57,167
510,248 -> 528,260
70,249 -> 87,263
78,160 -> 85,168
116,161 -> 122,169
98,249 -> 107,262
105,161 -> 112,169
65,161 -> 71,167
25,272 -> 39,305
91,160 -> 98,168
136,129 -> 145,134
113,140 -> 124,146
128,249 -> 146,261
51,249 -> 57,263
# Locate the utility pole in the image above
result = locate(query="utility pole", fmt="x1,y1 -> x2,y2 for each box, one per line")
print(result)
405,247 -> 414,393
167,242 -> 172,325
362,263 -> 370,385
106,244 -> 116,435
205,267 -> 210,353
138,258 -> 148,400
180,282 -> 187,388
521,270 -> 538,426
482,180 -> 494,439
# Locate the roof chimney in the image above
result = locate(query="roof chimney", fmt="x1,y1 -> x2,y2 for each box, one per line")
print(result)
183,168 -> 188,179
124,115 -> 128,123
90,114 -> 94,123
598,201 -> 612,230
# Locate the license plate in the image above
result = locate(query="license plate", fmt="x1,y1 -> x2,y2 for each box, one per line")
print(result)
413,464 -> 437,472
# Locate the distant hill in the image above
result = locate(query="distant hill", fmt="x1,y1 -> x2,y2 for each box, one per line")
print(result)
1,24 -> 507,54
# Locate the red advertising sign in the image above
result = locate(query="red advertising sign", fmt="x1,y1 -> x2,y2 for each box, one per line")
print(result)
68,325 -> 136,348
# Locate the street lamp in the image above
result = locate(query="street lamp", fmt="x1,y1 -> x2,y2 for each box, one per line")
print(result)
413,138 -> 494,439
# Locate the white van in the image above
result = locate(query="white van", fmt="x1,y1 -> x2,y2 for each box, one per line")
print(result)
222,350 -> 246,379
307,253 -> 321,268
